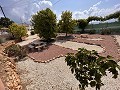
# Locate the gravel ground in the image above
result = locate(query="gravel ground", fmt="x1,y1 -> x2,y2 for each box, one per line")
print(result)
16,35 -> 120,90
28,44 -> 76,62
53,40 -> 103,53
17,34 -> 39,46
114,35 -> 120,46
16,57 -> 80,90
72,34 -> 120,60
16,57 -> 120,90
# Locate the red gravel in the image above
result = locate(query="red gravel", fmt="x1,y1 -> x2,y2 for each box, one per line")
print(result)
28,34 -> 120,62
28,44 -> 76,62
72,34 -> 120,61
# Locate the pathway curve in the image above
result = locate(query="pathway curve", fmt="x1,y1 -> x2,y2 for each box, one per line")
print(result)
114,35 -> 120,46
72,34 -> 120,60
17,34 -> 39,46
53,40 -> 103,53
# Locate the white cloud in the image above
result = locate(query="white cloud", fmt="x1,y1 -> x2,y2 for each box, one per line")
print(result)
0,0 -> 53,23
93,1 -> 102,7
72,1 -> 120,20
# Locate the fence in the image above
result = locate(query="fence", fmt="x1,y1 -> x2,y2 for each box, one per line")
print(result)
74,21 -> 120,34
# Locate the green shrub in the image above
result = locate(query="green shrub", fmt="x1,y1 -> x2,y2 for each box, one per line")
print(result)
65,48 -> 120,90
4,44 -> 27,61
30,31 -> 35,35
101,29 -> 111,35
88,29 -> 96,34
0,38 -> 6,44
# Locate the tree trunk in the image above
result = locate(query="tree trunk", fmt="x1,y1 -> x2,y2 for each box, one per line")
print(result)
82,29 -> 85,33
96,86 -> 100,90
18,37 -> 22,42
66,32 -> 67,37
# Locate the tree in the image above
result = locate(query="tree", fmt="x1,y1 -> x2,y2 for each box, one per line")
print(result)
58,11 -> 76,36
8,23 -> 27,41
31,8 -> 57,41
105,11 -> 120,20
65,48 -> 120,90
78,19 -> 88,33
87,16 -> 104,23
0,17 -> 14,27
118,16 -> 120,22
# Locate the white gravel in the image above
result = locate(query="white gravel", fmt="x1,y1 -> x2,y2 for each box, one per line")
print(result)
53,40 -> 103,53
16,57 -> 80,90
16,57 -> 120,90
17,34 -> 39,46
114,35 -> 120,46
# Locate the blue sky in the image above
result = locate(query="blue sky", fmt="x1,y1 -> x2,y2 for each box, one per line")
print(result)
0,0 -> 120,23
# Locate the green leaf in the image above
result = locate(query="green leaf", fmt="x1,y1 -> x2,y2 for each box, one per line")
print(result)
71,68 -> 74,74
65,48 -> 120,90
90,81 -> 96,87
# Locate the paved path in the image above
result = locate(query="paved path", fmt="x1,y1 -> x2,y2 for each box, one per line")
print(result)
114,35 -> 120,46
17,34 -> 39,46
53,40 -> 103,53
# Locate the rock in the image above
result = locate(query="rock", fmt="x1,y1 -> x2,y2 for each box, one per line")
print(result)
16,78 -> 21,84
14,85 -> 22,90
13,80 -> 18,87
6,82 -> 13,88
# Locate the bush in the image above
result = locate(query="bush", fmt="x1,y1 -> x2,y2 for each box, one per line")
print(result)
65,48 -> 120,90
8,23 -> 27,41
4,44 -> 27,61
0,38 -> 6,44
101,29 -> 111,35
88,29 -> 96,34
31,31 -> 35,35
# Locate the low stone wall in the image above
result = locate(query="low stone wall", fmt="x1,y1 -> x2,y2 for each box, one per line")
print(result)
3,56 -> 22,90
0,40 -> 22,90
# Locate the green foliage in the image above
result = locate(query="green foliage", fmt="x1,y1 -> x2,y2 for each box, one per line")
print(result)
87,11 -> 120,22
30,30 -> 35,35
105,11 -> 120,20
8,23 -> 27,41
88,29 -> 96,34
101,29 -> 111,35
0,17 -> 14,27
31,8 -> 57,41
118,16 -> 120,22
78,19 -> 88,33
58,11 -> 76,36
0,25 -> 2,29
87,16 -> 104,23
4,44 -> 27,61
0,38 -> 6,44
65,48 -> 120,90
